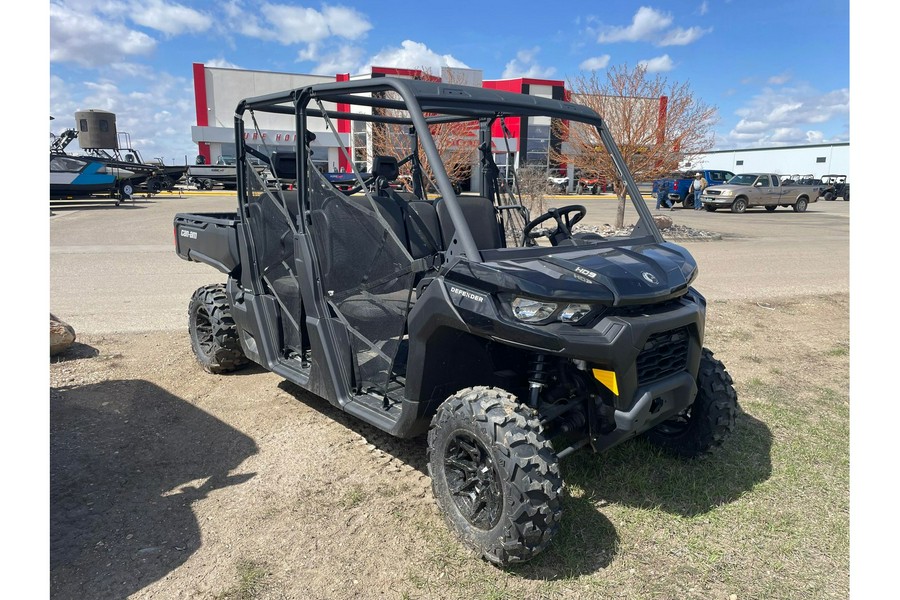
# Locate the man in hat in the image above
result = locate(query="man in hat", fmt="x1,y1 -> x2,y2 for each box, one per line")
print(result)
692,172 -> 708,210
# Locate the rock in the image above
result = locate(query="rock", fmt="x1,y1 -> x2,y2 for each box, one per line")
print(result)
652,215 -> 674,229
50,313 -> 76,356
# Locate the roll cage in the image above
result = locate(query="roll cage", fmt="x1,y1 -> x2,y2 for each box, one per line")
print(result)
232,77 -> 663,262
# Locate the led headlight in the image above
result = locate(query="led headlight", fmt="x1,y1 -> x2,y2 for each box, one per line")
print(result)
558,303 -> 591,323
511,297 -> 557,322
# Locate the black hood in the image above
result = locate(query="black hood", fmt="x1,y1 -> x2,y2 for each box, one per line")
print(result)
446,242 -> 698,306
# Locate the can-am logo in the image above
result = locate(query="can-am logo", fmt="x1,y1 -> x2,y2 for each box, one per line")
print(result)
449,286 -> 484,303
642,272 -> 659,285
574,266 -> 597,279
180,229 -> 197,240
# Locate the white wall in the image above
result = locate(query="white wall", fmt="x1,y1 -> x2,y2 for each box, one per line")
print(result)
205,67 -> 333,132
688,143 -> 850,179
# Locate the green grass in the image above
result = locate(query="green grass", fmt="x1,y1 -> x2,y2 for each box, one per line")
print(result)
216,561 -> 268,600
394,333 -> 848,599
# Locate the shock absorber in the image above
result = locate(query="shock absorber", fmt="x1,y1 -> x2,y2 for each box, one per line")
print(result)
527,353 -> 553,407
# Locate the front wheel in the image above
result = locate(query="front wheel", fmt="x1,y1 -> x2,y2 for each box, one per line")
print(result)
793,198 -> 808,212
730,197 -> 748,213
188,283 -> 249,374
427,387 -> 563,566
645,348 -> 737,458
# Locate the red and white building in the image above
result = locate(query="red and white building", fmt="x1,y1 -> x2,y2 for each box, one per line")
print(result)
190,63 -> 576,190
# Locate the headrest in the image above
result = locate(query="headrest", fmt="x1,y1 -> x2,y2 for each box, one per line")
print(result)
269,151 -> 297,180
372,155 -> 399,181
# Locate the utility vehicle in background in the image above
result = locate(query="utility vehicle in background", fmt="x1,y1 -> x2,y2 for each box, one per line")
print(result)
174,78 -> 738,566
820,174 -> 850,201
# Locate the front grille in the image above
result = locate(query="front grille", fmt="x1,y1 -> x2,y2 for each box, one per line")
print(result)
705,189 -> 722,196
636,327 -> 690,384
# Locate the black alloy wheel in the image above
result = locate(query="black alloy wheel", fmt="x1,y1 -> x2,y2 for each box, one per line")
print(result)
443,430 -> 503,530
428,386 -> 563,566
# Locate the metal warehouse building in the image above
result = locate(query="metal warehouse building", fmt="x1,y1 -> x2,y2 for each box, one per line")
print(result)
689,142 -> 850,180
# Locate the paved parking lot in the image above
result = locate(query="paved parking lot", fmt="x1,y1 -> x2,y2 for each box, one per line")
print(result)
49,191 -> 849,335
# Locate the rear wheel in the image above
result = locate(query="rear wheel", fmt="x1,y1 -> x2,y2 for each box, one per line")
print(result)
730,197 -> 748,213
188,283 -> 248,374
428,386 -> 563,566
793,198 -> 809,212
645,348 -> 737,458
147,178 -> 163,194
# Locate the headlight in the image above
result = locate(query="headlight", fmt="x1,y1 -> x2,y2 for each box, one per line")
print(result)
510,297 -> 594,324
720,189 -> 733,197
511,297 -> 557,322
558,303 -> 591,323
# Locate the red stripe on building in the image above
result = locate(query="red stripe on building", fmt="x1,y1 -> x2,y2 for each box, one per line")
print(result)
336,73 -> 351,173
657,96 -> 669,147
192,63 -> 211,164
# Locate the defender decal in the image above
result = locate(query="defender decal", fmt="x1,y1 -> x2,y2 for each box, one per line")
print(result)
449,286 -> 485,303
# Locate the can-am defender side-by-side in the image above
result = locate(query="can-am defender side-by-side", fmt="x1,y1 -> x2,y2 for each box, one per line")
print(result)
174,78 -> 738,566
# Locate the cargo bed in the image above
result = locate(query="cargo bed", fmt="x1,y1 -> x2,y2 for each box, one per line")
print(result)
174,212 -> 240,274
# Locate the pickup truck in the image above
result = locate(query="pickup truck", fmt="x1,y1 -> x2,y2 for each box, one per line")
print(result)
700,172 -> 823,213
652,169 -> 735,208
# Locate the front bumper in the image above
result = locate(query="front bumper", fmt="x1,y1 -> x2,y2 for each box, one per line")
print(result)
700,194 -> 732,206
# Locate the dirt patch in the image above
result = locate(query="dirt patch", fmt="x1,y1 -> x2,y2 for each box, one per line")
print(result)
50,293 -> 849,599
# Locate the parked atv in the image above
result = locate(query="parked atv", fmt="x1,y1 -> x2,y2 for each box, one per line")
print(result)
820,174 -> 850,201
174,77 -> 737,566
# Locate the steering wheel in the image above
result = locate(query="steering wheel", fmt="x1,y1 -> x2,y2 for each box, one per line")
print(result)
521,205 -> 587,246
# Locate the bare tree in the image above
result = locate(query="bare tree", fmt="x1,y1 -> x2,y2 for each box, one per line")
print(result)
556,64 -> 718,228
513,165 -> 552,216
369,70 -> 476,195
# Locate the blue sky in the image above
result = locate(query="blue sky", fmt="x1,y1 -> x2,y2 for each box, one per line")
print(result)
48,0 -> 850,166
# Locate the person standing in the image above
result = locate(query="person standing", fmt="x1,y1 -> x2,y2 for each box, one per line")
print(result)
693,172 -> 708,210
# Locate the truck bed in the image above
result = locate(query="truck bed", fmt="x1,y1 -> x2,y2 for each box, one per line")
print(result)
174,212 -> 241,274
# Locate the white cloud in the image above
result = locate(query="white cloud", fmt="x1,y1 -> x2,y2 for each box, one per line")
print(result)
245,2 -> 372,45
322,5 -> 372,39
50,2 -> 157,67
638,54 -> 675,72
128,0 -> 211,36
312,45 -> 366,75
596,6 -> 709,46
659,26 -> 710,46
368,40 -> 469,71
502,47 -> 556,79
699,1 -> 709,16
579,55 -> 611,70
597,7 -> 672,42
768,72 -> 792,85
205,58 -> 242,69
723,84 -> 850,146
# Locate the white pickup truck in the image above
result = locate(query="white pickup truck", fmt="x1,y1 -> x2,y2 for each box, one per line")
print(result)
700,173 -> 823,213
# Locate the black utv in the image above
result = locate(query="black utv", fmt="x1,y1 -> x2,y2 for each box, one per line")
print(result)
174,77 -> 737,566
